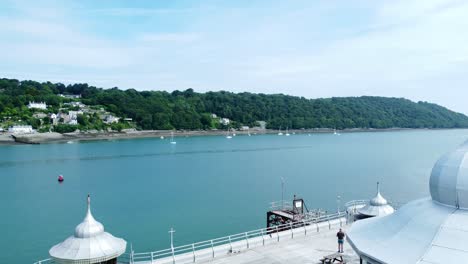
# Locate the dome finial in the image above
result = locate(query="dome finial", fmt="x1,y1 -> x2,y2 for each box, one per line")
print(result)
87,194 -> 91,216
377,182 -> 380,195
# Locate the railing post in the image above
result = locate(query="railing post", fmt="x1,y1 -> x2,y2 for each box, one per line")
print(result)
192,244 -> 196,263
210,240 -> 215,258
228,235 -> 233,252
303,220 -> 307,236
290,223 -> 294,238
244,232 -> 249,249
261,229 -> 265,246
172,248 -> 176,264
276,226 -> 279,242
151,252 -> 154,263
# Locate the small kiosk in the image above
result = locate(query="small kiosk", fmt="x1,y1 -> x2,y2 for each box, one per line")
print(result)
49,195 -> 127,264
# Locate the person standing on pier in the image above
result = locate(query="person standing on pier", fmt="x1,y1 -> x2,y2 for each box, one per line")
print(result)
337,228 -> 345,253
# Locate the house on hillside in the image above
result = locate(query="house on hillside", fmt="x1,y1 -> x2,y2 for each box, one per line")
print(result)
220,118 -> 230,125
104,115 -> 120,124
8,125 -> 34,134
28,102 -> 47,110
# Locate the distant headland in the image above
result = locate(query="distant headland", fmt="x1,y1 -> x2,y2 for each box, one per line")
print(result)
1,77 -> 468,145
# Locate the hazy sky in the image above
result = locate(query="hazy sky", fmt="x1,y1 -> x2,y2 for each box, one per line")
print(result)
1,0 -> 468,114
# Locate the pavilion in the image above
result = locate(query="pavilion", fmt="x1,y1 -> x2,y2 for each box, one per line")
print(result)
49,195 -> 127,264
348,141 -> 468,264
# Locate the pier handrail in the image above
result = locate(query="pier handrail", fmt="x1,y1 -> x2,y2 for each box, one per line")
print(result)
269,200 -> 293,210
128,210 -> 347,263
33,211 -> 348,264
345,199 -> 368,208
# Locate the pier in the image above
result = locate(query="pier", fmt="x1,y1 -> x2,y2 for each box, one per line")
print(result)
131,218 -> 359,264
34,198 -> 372,264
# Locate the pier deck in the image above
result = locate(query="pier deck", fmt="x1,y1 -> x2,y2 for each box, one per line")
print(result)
134,219 -> 360,264
196,227 -> 359,264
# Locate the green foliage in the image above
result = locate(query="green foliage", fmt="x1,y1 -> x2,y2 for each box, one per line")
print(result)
53,124 -> 77,133
1,78 -> 468,130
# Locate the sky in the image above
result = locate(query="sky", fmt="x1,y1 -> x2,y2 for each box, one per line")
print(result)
1,0 -> 468,114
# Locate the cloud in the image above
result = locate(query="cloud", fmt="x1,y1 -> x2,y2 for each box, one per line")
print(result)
1,0 -> 468,114
90,7 -> 197,16
139,33 -> 201,43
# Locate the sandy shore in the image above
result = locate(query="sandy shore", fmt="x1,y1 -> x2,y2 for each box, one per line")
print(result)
0,127 -> 454,145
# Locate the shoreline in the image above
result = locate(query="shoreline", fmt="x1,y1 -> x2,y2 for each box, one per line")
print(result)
0,127 -> 465,145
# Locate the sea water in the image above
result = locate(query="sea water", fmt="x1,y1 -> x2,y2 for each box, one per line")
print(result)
0,129 -> 466,263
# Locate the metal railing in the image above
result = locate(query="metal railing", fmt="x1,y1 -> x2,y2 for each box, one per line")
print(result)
127,211 -> 347,264
34,210 -> 349,264
269,200 -> 292,210
34,255 -> 132,264
33,259 -> 53,264
345,200 -> 368,210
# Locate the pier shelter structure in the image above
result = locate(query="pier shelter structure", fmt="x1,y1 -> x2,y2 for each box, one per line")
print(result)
353,182 -> 394,220
48,195 -> 127,264
348,141 -> 468,264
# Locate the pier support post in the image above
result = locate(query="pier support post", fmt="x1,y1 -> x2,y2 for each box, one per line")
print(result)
192,244 -> 196,263
276,226 -> 280,242
245,232 -> 249,249
261,229 -> 265,246
151,252 -> 154,263
290,223 -> 294,238
302,220 -> 307,236
228,236 -> 232,252
210,240 -> 215,258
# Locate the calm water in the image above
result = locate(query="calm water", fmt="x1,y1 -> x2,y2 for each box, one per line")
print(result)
1,130 -> 467,263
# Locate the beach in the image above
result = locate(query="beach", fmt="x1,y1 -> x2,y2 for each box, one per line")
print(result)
0,127 -> 439,145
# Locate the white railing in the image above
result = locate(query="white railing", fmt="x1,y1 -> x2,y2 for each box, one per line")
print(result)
128,211 -> 347,264
345,200 -> 368,210
33,259 -> 53,264
34,210 -> 349,264
269,200 -> 292,210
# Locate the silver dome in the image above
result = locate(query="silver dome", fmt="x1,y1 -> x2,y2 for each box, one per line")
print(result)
74,202 -> 105,238
430,141 -> 468,208
358,182 -> 395,217
49,195 -> 127,264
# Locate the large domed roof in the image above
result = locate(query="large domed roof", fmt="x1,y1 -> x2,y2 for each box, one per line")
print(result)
430,141 -> 468,209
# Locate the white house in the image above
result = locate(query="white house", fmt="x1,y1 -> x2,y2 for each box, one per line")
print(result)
104,115 -> 120,124
8,125 -> 34,134
28,102 -> 47,110
68,111 -> 83,119
69,119 -> 78,125
220,118 -> 230,125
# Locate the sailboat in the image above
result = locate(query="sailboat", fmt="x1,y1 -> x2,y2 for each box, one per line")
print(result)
333,129 -> 340,136
170,131 -> 177,144
226,128 -> 232,139
278,126 -> 283,136
248,128 -> 251,136
285,127 -> 290,136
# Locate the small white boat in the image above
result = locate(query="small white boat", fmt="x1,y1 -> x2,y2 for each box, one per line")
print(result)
160,136 -> 164,139
226,128 -> 232,139
333,129 -> 341,136
278,127 -> 283,136
285,127 -> 290,136
170,132 -> 177,144
67,141 -> 74,144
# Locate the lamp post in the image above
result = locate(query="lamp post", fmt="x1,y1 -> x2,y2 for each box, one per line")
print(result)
281,177 -> 285,210
337,195 -> 341,214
